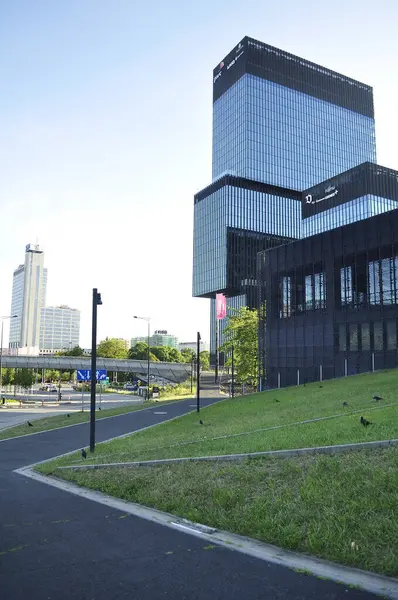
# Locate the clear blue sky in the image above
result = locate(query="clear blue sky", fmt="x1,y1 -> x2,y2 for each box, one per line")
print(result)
1,0 -> 397,347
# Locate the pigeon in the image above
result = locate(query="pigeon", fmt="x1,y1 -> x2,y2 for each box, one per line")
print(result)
360,416 -> 372,427
343,401 -> 349,407
81,449 -> 87,459
27,421 -> 33,427
373,395 -> 383,401
199,420 -> 204,425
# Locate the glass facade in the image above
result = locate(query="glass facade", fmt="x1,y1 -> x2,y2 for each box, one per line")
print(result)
193,179 -> 301,298
213,74 -> 376,191
40,306 -> 80,352
303,194 -> 398,237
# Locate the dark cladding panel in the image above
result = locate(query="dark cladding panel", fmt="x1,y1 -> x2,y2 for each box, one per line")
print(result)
213,39 -> 248,102
213,36 -> 374,118
302,163 -> 398,218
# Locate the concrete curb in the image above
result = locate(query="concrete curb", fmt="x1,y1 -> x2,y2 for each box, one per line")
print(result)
15,465 -> 398,600
56,438 -> 398,470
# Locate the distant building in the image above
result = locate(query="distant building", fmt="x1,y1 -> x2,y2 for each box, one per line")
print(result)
178,341 -> 210,353
40,306 -> 80,353
9,244 -> 47,355
131,330 -> 178,349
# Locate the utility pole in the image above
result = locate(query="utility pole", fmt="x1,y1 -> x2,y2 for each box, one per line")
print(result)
90,289 -> 102,453
231,344 -> 235,398
196,332 -> 201,412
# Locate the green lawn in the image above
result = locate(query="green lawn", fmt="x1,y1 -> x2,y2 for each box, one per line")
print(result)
0,401 -> 171,441
39,369 -> 398,471
51,447 -> 398,577
35,369 -> 398,576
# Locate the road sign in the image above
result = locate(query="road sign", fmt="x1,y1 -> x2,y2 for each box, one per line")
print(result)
77,369 -> 107,381
77,369 -> 91,381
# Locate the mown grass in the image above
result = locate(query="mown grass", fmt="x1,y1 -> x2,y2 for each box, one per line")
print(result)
0,401 -> 170,440
38,369 -> 398,471
49,447 -> 398,576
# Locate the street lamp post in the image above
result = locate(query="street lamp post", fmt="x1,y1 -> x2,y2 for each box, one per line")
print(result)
133,316 -> 151,400
90,289 -> 102,453
0,315 -> 18,396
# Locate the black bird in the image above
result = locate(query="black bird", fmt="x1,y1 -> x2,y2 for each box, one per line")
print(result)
274,398 -> 280,403
343,401 -> 349,407
67,414 -> 70,418
81,449 -> 87,459
27,421 -> 33,427
373,395 -> 383,401
98,407 -> 102,411
360,416 -> 372,427
199,420 -> 204,425
319,385 -> 323,388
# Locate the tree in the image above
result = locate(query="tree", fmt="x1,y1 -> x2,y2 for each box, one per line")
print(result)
2,368 -> 14,387
199,350 -> 210,371
128,342 -> 149,360
168,348 -> 183,363
220,306 -> 258,383
14,369 -> 35,390
56,346 -> 85,357
150,346 -> 170,362
180,348 -> 195,363
97,337 -> 128,359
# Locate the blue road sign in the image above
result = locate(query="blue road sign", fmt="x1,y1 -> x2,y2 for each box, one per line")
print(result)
77,369 -> 107,381
77,369 -> 91,381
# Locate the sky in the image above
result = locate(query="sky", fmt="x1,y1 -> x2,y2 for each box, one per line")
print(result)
1,0 -> 397,348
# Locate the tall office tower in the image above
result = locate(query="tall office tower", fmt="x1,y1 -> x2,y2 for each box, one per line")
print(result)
40,306 -> 81,353
193,36 -> 377,360
9,244 -> 47,355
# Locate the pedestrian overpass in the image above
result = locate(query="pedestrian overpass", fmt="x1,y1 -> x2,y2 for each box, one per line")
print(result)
1,355 -> 191,383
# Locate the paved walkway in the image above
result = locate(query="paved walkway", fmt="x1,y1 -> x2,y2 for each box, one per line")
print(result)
0,391 -> 380,600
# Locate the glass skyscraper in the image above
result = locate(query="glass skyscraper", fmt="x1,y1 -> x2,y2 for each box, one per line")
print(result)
193,36 -> 378,359
40,306 -> 80,353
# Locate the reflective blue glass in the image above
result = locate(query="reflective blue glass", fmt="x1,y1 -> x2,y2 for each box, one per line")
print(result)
212,75 -> 376,191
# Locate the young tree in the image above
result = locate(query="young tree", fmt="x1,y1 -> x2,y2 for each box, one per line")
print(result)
150,346 -> 170,362
199,350 -> 210,371
14,369 -> 35,390
2,368 -> 15,387
220,306 -> 258,384
180,348 -> 195,363
97,337 -> 128,359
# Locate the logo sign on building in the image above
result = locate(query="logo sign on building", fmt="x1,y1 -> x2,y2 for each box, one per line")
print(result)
216,293 -> 227,320
77,369 -> 107,381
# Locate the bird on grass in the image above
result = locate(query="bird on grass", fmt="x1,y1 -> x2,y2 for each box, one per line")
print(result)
373,395 -> 383,401
81,449 -> 87,459
343,401 -> 349,407
199,420 -> 204,425
274,398 -> 280,403
319,385 -> 323,389
27,421 -> 33,427
360,416 -> 372,427
67,414 -> 70,418
98,407 -> 102,411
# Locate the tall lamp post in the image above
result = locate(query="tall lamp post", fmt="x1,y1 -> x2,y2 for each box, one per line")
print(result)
90,289 -> 102,453
133,316 -> 151,399
0,315 -> 18,396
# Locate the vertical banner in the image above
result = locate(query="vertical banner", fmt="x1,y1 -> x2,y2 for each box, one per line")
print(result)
216,293 -> 227,320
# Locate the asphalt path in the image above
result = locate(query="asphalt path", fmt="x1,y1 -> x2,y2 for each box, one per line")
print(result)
0,392 -> 381,600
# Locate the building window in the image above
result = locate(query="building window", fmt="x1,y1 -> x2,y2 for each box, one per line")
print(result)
369,257 -> 398,306
386,320 -> 397,350
281,276 -> 291,318
340,266 -> 353,305
373,322 -> 383,351
339,324 -> 346,351
305,271 -> 326,310
361,323 -> 370,351
349,324 -> 358,351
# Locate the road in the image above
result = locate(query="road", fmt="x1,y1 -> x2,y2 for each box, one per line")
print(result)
0,389 -> 381,599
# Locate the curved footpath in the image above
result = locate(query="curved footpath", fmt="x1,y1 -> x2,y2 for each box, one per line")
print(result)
0,387 -> 388,600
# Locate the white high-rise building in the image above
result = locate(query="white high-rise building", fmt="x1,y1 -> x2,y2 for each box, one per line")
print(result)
9,244 -> 47,355
39,306 -> 80,353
